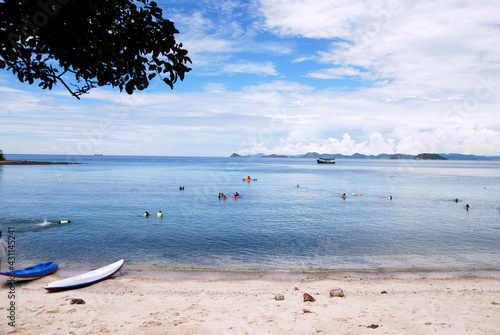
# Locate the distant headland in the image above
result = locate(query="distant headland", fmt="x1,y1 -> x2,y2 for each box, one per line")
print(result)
0,160 -> 80,165
230,152 -> 500,161
0,149 -> 80,165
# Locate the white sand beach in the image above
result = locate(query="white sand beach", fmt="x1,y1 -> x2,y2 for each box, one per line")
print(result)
2,270 -> 500,334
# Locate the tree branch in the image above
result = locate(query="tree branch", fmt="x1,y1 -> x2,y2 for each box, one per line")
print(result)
55,74 -> 80,100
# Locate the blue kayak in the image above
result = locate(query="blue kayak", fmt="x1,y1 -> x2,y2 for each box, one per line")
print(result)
0,262 -> 58,281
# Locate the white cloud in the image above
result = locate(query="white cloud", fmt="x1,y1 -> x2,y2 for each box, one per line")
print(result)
223,61 -> 279,76
260,0 -> 500,101
307,66 -> 374,80
2,76 -> 500,156
259,0 -> 376,39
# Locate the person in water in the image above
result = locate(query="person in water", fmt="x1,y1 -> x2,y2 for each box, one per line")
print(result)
144,211 -> 150,217
342,193 -> 346,199
157,211 -> 163,218
465,204 -> 470,210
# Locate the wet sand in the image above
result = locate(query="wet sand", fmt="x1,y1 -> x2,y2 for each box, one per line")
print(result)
2,270 -> 500,334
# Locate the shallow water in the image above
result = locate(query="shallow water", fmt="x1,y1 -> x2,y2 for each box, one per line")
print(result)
1,154 -> 499,272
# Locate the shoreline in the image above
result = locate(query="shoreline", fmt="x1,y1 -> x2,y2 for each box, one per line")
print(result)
34,263 -> 500,282
3,268 -> 500,334
8,257 -> 500,281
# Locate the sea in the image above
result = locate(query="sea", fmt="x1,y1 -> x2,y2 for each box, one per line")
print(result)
1,154 -> 499,274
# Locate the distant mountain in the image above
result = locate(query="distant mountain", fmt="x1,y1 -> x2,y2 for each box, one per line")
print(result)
300,152 -> 321,158
388,154 -> 415,159
440,153 -> 500,160
239,153 -> 266,158
230,152 -> 500,160
262,154 -> 288,158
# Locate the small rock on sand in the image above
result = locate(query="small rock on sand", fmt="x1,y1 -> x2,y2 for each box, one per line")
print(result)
303,293 -> 316,302
329,288 -> 345,298
70,299 -> 85,305
366,324 -> 379,329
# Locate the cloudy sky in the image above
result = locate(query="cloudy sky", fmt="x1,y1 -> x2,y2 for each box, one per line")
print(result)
1,0 -> 500,157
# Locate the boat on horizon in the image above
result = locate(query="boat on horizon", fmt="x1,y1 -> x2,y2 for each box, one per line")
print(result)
317,157 -> 335,164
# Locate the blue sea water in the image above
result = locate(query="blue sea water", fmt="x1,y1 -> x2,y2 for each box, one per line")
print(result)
0,154 -> 499,273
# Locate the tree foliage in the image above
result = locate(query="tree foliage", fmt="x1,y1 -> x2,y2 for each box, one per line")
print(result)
0,0 -> 191,99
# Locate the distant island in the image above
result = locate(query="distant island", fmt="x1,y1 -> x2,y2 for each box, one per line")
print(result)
414,153 -> 447,160
230,152 -> 500,160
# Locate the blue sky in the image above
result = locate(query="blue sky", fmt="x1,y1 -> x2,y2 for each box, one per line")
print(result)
1,0 -> 500,157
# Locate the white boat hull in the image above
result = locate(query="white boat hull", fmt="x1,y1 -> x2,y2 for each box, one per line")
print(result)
45,259 -> 124,292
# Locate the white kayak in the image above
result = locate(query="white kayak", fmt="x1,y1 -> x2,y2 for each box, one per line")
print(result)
45,259 -> 124,292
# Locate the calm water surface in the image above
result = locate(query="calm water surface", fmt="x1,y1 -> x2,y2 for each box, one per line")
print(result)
0,154 -> 499,272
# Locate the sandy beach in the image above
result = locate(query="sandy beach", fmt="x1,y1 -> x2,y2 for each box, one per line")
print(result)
2,270 -> 500,334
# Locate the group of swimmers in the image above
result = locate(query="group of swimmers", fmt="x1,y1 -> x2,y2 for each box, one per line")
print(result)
144,211 -> 163,218
218,192 -> 239,200
338,193 -> 471,210
340,192 -> 373,199
337,194 -> 470,210
142,187 -> 187,218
